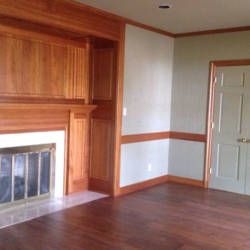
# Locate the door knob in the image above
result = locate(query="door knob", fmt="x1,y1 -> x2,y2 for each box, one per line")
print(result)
238,138 -> 247,143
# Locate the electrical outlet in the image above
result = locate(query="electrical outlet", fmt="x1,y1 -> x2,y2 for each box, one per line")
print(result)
148,163 -> 152,172
123,107 -> 127,117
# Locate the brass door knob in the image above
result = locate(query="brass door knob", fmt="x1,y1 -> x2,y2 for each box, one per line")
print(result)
238,138 -> 247,143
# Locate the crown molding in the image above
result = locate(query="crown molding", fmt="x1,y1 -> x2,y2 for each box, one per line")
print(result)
175,26 -> 250,38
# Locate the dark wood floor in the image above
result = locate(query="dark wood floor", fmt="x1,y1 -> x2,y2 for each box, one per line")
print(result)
1,183 -> 250,250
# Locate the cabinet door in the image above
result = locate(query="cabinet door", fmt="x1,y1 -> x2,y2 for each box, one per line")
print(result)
68,111 -> 89,194
90,119 -> 112,181
92,49 -> 114,100
39,43 -> 67,97
89,47 -> 115,194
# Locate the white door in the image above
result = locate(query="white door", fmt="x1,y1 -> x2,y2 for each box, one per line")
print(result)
210,65 -> 250,194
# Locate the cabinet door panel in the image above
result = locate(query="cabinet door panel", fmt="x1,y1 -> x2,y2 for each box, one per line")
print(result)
66,47 -> 88,100
68,111 -> 89,193
92,49 -> 113,100
0,33 -> 88,100
21,39 -> 40,95
39,43 -> 66,97
0,36 -> 22,94
90,119 -> 112,181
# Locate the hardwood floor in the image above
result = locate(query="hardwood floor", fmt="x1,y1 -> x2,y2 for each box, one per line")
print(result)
1,182 -> 250,249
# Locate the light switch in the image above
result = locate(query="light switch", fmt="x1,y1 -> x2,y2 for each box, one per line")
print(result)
123,107 -> 127,117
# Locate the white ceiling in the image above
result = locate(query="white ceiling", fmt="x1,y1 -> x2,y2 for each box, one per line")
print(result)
76,0 -> 250,34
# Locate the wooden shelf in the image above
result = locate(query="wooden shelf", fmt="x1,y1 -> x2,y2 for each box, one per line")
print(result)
0,102 -> 97,112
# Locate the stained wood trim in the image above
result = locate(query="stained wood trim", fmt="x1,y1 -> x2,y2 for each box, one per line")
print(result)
204,59 -> 250,189
113,24 -> 126,196
121,131 -> 207,144
119,174 -> 204,196
119,175 -> 169,196
0,103 -> 97,112
175,26 -> 250,38
0,96 -> 85,105
170,131 -> 207,142
204,62 -> 216,189
168,175 -> 204,187
0,0 -> 121,41
0,23 -> 86,48
121,132 -> 171,144
213,59 -> 250,67
0,127 -> 68,135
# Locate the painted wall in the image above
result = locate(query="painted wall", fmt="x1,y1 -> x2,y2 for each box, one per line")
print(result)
120,25 -> 174,187
169,31 -> 250,181
120,140 -> 169,187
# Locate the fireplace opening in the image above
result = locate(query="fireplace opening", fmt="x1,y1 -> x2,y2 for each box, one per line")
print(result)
0,144 -> 55,209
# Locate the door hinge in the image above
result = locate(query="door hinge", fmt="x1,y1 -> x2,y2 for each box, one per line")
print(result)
211,122 -> 215,130
214,77 -> 217,84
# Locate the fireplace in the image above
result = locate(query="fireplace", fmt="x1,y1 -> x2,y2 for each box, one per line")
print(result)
0,131 -> 65,211
0,144 -> 55,208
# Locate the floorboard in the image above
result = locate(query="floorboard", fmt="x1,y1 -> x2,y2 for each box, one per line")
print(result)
1,183 -> 250,250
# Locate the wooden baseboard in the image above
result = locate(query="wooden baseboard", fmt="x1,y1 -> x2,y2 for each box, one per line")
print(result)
119,175 -> 169,196
118,175 -> 204,196
168,175 -> 204,187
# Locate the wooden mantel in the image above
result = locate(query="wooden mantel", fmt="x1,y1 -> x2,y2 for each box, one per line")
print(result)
0,102 -> 97,112
0,102 -> 97,195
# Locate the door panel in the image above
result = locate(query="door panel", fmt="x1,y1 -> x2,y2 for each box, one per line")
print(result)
90,119 -> 112,181
210,65 -> 250,194
68,111 -> 89,194
220,67 -> 245,87
216,144 -> 240,179
218,93 -> 243,133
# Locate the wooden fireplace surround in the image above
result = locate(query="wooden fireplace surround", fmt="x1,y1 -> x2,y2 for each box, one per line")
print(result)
0,102 -> 97,195
0,0 -> 126,196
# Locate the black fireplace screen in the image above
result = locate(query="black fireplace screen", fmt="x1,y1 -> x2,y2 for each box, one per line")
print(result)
0,144 -> 55,206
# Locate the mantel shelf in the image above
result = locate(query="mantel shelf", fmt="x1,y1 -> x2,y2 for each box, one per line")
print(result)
0,103 -> 97,113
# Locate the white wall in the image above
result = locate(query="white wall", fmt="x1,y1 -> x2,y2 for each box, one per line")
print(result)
122,25 -> 174,134
120,140 -> 169,187
169,31 -> 250,181
120,26 -> 250,186
120,25 -> 174,187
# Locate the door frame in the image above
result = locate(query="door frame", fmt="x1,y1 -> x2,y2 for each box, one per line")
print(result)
204,59 -> 250,188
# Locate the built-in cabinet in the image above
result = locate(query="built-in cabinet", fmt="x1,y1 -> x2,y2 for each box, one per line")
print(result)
0,17 -> 119,195
0,33 -> 88,100
89,40 -> 117,193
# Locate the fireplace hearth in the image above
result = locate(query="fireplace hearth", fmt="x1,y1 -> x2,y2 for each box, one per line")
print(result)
0,144 -> 55,208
